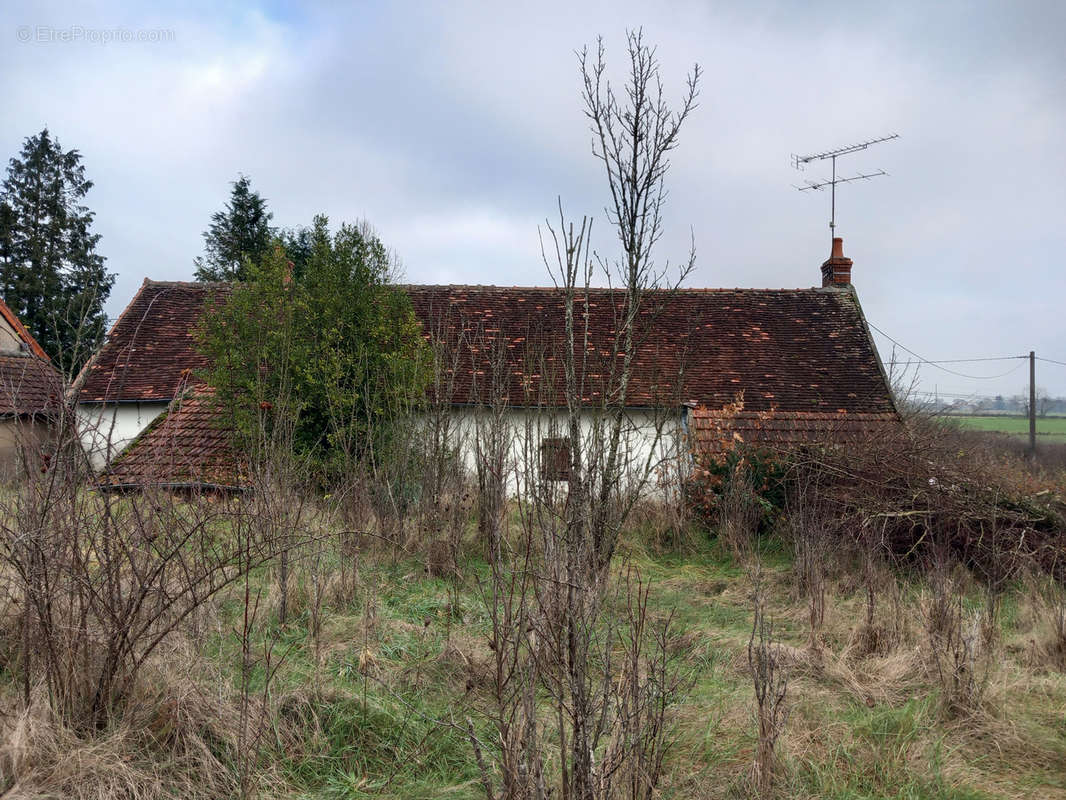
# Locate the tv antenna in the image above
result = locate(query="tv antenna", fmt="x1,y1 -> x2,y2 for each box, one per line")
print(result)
792,133 -> 899,243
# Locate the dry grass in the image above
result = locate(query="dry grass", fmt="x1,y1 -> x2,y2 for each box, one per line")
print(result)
0,638 -> 261,800
0,487 -> 1063,798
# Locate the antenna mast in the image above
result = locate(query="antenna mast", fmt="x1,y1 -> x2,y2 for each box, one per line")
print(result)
792,133 -> 899,243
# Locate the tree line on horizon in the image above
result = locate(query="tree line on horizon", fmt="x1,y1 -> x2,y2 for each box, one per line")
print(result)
919,391 -> 1066,417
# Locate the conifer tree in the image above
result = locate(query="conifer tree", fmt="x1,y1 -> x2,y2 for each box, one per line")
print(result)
194,175 -> 275,282
0,128 -> 114,374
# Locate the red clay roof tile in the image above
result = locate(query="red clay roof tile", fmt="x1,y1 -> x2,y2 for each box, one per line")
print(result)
690,406 -> 901,454
78,281 -> 895,415
0,354 -> 62,417
407,285 -> 895,412
101,386 -> 243,489
75,280 -> 231,403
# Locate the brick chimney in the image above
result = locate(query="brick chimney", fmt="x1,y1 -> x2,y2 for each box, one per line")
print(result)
821,237 -> 853,287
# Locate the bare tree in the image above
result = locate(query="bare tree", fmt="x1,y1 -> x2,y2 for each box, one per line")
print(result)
542,28 -> 700,579
469,321 -> 515,560
544,31 -> 697,799
923,550 -> 992,717
460,31 -> 701,800
716,459 -> 761,561
785,467 -> 832,652
418,311 -> 471,574
466,518 -> 546,800
1021,385 -> 1051,418
471,31 -> 701,800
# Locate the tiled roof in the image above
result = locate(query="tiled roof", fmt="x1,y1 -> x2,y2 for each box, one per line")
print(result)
100,386 -> 243,489
0,354 -> 62,417
407,285 -> 896,412
689,405 -> 901,455
77,281 -> 896,415
75,280 -> 230,403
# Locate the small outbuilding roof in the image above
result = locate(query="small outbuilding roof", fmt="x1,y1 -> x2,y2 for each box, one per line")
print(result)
100,386 -> 243,490
0,354 -> 63,417
688,404 -> 901,457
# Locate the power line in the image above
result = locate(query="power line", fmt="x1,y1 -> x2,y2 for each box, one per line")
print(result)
890,357 -> 1024,366
952,360 -> 1027,380
894,360 -> 1027,381
866,320 -> 1028,380
1037,356 -> 1066,367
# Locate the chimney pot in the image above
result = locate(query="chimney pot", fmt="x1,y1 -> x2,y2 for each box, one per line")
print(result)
821,237 -> 853,287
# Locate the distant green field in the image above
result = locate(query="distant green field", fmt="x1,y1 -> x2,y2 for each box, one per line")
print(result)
948,414 -> 1066,439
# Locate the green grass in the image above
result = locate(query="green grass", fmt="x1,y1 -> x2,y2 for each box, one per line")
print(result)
183,527 -> 1066,799
795,698 -> 990,800
949,414 -> 1066,439
281,693 -> 478,798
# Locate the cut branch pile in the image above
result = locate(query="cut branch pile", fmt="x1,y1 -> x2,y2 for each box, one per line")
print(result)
781,417 -> 1066,581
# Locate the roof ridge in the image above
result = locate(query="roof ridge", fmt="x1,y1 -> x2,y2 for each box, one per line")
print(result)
143,279 -> 231,289
401,284 -> 827,293
135,279 -> 837,294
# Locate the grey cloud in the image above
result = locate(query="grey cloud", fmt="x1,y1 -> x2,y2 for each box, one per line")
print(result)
1,0 -> 1063,395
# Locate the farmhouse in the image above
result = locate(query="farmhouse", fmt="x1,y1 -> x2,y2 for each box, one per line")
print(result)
74,238 -> 898,490
0,297 -> 63,478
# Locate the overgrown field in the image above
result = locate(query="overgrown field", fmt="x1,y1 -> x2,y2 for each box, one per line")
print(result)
2,413 -> 1065,799
3,515 -> 1065,799
949,414 -> 1066,441
244,538 -> 1066,799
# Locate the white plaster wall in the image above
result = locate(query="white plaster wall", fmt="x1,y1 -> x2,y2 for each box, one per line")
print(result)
73,400 -> 692,491
76,402 -> 169,470
439,407 -> 689,499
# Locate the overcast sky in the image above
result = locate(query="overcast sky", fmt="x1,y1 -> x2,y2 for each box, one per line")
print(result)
3,0 -> 1065,399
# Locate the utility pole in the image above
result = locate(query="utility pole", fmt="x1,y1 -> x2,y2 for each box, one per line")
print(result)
1029,350 -> 1037,456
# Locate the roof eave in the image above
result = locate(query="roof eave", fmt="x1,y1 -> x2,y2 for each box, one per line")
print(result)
844,285 -> 901,417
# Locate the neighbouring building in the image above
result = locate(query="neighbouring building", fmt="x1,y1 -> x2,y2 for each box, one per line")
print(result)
0,297 -> 63,478
74,238 -> 899,491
